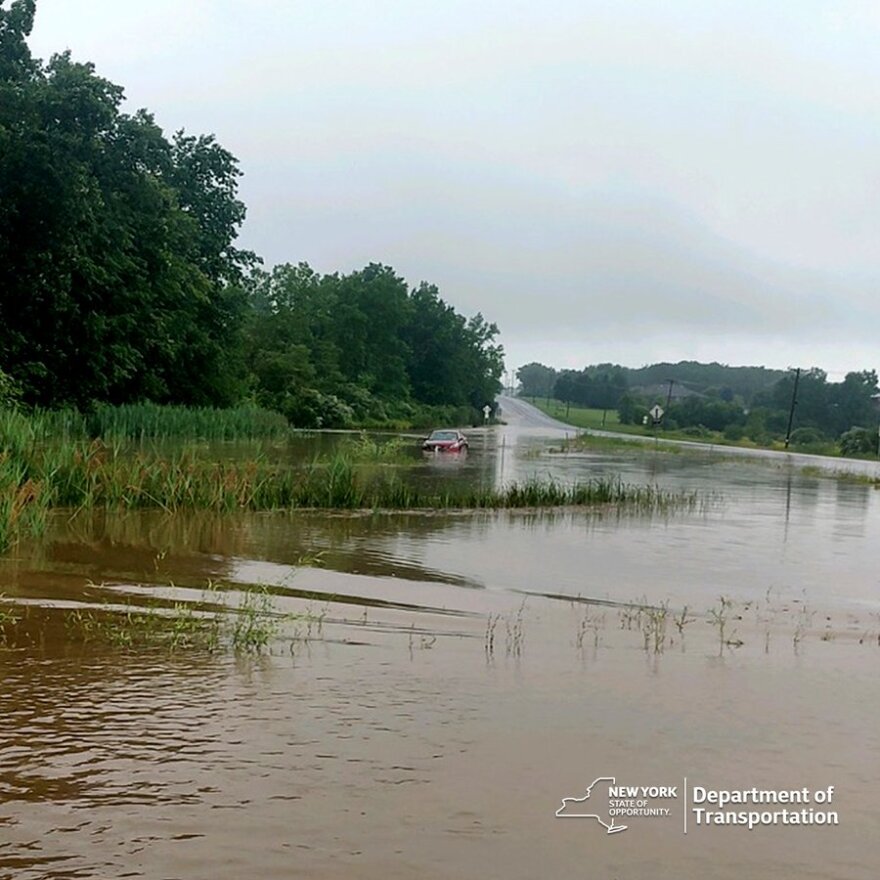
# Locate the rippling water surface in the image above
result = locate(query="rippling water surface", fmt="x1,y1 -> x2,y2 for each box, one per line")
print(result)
2,400 -> 879,879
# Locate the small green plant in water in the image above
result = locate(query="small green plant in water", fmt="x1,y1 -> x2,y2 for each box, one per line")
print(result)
504,600 -> 527,657
0,596 -> 19,643
484,614 -> 500,657
340,432 -> 410,462
642,600 -> 669,654
230,585 -> 281,653
708,595 -> 740,655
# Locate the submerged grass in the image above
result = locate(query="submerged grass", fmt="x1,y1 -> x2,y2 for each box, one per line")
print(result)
64,603 -> 221,652
0,596 -> 20,643
800,465 -> 880,485
0,444 -> 701,547
62,581 -> 296,654
337,431 -> 412,463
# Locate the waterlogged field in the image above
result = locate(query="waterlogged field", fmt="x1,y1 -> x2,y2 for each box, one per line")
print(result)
2,400 -> 879,879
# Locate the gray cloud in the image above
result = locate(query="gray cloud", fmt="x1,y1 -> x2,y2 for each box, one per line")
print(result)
29,0 -> 880,377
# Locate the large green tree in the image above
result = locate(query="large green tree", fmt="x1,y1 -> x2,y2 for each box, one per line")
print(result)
0,0 -> 250,406
516,362 -> 556,399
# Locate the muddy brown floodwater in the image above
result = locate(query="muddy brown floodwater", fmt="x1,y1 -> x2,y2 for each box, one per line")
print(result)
2,399 -> 879,879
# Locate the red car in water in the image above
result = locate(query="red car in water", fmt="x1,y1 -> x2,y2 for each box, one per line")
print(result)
422,429 -> 469,453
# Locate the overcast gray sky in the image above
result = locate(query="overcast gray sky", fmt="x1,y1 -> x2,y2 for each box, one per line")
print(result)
29,0 -> 880,381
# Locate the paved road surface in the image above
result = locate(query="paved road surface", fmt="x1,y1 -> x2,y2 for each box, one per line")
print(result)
495,395 -> 574,432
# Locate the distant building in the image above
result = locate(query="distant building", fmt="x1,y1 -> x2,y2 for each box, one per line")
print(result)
632,383 -> 706,403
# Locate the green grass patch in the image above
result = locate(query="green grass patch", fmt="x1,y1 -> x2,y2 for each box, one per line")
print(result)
0,403 -> 290,445
86,403 -> 291,441
549,432 -> 685,455
525,399 -> 624,431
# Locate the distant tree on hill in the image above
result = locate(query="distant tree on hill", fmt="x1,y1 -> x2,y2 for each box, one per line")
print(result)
516,362 -> 557,399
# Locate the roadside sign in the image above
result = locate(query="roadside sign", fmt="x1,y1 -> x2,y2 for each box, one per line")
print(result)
482,404 -> 492,422
649,404 -> 664,422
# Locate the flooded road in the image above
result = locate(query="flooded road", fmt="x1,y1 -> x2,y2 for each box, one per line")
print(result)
2,400 -> 879,879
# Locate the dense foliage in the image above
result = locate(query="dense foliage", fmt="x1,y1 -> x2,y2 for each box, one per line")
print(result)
0,1 -> 253,407
0,1 -> 503,426
246,263 -> 503,427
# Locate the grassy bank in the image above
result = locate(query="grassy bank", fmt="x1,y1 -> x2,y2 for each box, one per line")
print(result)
0,403 -> 291,444
524,399 -> 625,432
0,401 -> 483,445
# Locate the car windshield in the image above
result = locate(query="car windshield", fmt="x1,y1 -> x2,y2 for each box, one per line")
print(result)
429,431 -> 457,441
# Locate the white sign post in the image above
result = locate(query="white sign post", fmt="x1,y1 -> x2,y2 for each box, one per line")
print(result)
482,404 -> 492,423
649,404 -> 664,424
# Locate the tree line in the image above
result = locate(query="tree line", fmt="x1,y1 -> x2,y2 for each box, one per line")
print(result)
0,1 -> 503,426
517,360 -> 786,405
247,263 -> 502,426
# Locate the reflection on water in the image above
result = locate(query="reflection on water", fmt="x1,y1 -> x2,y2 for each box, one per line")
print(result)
2,412 -> 880,879
3,446 -> 877,612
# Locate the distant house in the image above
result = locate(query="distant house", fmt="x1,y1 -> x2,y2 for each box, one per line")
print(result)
632,383 -> 706,403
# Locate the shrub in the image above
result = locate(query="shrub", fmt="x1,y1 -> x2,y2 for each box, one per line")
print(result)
0,369 -> 21,408
788,426 -> 825,447
839,427 -> 878,457
680,424 -> 713,438
723,424 -> 745,441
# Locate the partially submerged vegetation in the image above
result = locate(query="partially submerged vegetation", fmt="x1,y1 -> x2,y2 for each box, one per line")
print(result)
5,584 -> 873,661
0,406 -> 700,552
53,582 -> 300,654
556,591 -> 872,660
337,431 -> 412,462
800,465 -> 880,486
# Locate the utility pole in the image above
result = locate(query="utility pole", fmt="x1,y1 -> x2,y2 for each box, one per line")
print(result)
784,367 -> 801,449
665,379 -> 675,412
